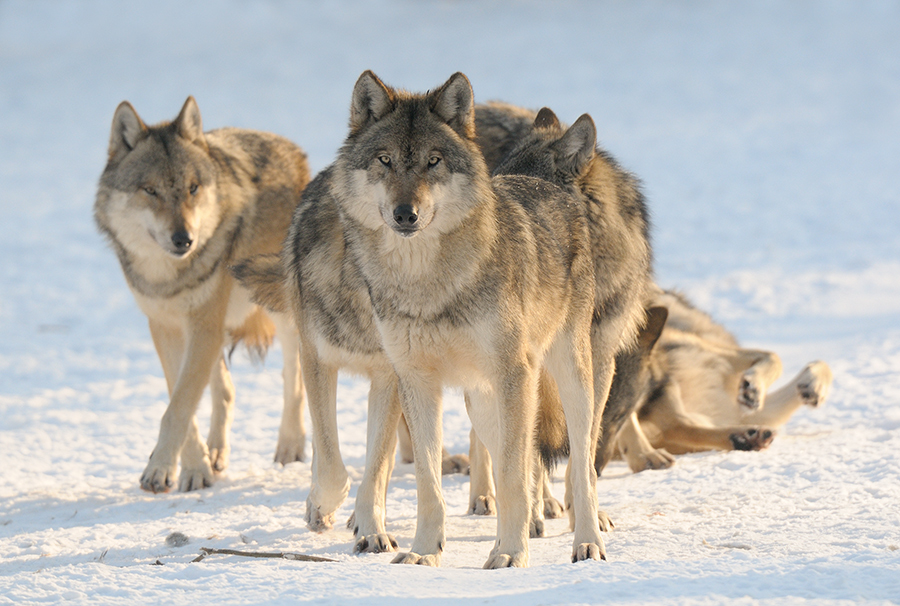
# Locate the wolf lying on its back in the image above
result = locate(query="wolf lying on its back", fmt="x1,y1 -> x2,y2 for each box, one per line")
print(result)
612,288 -> 834,472
95,97 -> 310,493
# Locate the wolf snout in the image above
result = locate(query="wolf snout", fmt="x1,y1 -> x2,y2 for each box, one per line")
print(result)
171,230 -> 194,255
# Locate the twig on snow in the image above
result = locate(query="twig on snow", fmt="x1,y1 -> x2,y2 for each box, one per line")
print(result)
194,547 -> 336,563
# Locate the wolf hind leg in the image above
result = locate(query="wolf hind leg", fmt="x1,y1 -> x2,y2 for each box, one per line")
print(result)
272,314 -> 306,465
207,353 -> 235,473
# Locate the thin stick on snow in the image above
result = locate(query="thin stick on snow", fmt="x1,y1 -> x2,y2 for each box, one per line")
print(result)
193,547 -> 336,563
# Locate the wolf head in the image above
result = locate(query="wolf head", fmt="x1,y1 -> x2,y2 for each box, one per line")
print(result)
492,107 -> 597,188
96,97 -> 220,260
332,71 -> 491,238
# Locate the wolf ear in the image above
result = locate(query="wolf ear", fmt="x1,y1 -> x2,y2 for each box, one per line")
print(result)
551,113 -> 596,174
430,72 -> 475,139
533,107 -> 561,131
174,96 -> 205,145
350,71 -> 395,134
108,101 -> 147,161
638,306 -> 668,352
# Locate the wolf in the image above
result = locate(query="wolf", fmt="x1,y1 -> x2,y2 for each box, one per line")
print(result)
325,71 -> 620,568
612,288 -> 834,472
94,97 -> 310,493
456,104 -> 653,532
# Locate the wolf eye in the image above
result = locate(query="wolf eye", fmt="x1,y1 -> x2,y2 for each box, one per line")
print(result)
189,183 -> 198,195
427,155 -> 442,168
143,186 -> 157,197
378,154 -> 392,167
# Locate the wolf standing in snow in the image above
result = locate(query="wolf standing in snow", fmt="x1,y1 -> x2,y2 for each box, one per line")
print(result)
329,71 -> 610,567
94,97 -> 310,493
462,103 -> 654,530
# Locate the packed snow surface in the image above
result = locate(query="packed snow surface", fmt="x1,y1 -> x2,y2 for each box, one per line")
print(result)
1,1 -> 898,604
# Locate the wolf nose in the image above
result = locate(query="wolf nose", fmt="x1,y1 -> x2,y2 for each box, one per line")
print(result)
393,205 -> 418,226
171,231 -> 193,254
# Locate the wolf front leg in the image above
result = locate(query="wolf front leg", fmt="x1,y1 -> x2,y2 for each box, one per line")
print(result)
300,346 -> 350,531
391,373 -> 445,567
272,313 -> 306,465
548,331 -> 606,562
352,370 -> 402,553
468,361 -> 538,569
144,311 -> 224,493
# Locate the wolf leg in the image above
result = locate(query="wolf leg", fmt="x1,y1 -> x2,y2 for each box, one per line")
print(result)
474,362 -> 537,569
144,314 -> 223,493
743,361 -> 833,427
616,412 -> 675,473
391,373 -> 445,567
272,314 -> 306,464
207,353 -> 235,473
301,345 -> 349,531
547,330 -> 605,562
353,371 -> 401,554
467,424 -> 496,516
734,350 -> 783,411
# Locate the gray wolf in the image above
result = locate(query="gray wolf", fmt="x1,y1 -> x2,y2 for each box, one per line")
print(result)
460,104 -> 653,533
330,71 -> 610,568
94,97 -> 310,493
611,288 -> 833,472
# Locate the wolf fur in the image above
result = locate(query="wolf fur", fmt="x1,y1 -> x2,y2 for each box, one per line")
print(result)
458,103 -> 653,535
323,71 -> 617,568
95,97 -> 310,493
613,288 -> 833,471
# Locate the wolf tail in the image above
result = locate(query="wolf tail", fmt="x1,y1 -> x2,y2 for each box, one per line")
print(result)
231,253 -> 289,315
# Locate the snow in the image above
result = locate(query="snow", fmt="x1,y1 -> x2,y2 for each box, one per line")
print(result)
1,1 -> 898,604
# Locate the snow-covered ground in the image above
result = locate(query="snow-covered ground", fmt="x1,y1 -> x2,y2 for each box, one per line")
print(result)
1,1 -> 898,604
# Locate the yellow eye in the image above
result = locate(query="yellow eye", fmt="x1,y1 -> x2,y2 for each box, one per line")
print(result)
143,186 -> 157,197
378,154 -> 391,167
189,183 -> 199,195
428,155 -> 441,167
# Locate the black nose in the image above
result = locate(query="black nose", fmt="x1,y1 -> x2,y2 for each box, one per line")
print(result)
393,204 -> 418,226
171,230 -> 193,253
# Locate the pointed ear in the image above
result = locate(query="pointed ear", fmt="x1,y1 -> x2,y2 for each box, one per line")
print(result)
108,101 -> 146,161
350,71 -> 395,134
533,107 -> 561,131
174,96 -> 205,144
551,113 -> 596,173
638,306 -> 668,352
430,72 -> 475,139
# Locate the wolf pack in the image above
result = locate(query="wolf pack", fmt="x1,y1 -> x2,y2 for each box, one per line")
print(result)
94,72 -> 834,568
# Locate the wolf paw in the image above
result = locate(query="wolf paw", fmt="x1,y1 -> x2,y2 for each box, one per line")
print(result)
140,461 -> 176,494
274,433 -> 306,466
628,448 -> 675,473
178,466 -> 214,492
208,446 -> 230,473
530,516 -> 546,538
354,533 -> 399,554
729,427 -> 774,451
572,542 -> 606,562
543,495 -> 565,519
305,499 -> 336,532
598,510 -> 615,532
797,361 -> 833,408
469,495 -> 496,516
441,453 -> 470,475
738,373 -> 763,410
483,550 -> 528,569
391,552 -> 441,566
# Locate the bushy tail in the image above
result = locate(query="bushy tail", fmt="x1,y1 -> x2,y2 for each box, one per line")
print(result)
231,253 -> 289,315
